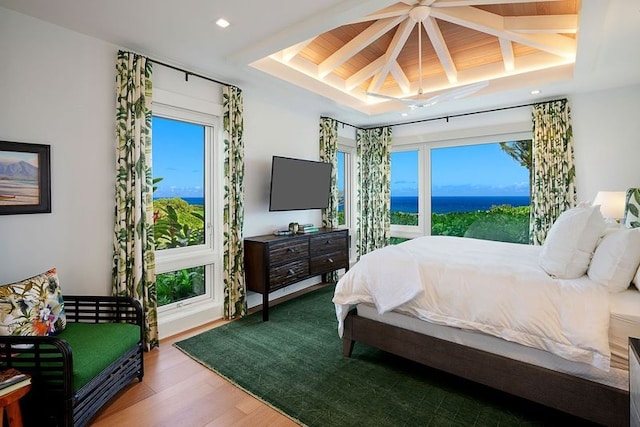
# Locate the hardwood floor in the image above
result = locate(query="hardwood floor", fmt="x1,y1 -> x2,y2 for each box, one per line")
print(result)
90,288 -> 329,426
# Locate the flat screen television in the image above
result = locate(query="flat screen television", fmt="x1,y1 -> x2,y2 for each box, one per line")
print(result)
269,156 -> 332,211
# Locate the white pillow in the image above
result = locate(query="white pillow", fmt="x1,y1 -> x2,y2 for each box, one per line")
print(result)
588,228 -> 640,292
634,265 -> 640,286
539,205 -> 606,279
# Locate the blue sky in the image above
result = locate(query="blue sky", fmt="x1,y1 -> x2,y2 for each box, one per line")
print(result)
392,143 -> 530,197
153,117 -> 528,199
152,116 -> 204,198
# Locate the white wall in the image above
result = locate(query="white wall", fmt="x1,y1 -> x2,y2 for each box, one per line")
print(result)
571,85 -> 640,202
2,7 -> 639,316
0,8 -> 116,294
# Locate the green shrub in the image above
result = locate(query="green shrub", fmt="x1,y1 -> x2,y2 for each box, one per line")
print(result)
153,197 -> 205,250
156,266 -> 205,307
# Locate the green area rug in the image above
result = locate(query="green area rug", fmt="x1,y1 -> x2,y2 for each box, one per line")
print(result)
174,285 -> 591,426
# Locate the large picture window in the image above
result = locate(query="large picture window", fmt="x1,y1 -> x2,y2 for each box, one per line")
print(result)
388,137 -> 532,244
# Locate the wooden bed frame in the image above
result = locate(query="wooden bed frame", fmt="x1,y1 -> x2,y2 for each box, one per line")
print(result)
342,309 -> 629,426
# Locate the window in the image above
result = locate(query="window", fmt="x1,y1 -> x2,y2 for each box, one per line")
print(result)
388,137 -> 532,245
430,140 -> 531,243
152,111 -> 217,309
390,150 -> 419,227
337,151 -> 346,226
337,144 -> 355,229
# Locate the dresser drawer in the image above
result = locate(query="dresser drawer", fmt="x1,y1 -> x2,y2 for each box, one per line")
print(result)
269,239 -> 308,265
310,233 -> 346,255
310,251 -> 348,275
269,260 -> 309,288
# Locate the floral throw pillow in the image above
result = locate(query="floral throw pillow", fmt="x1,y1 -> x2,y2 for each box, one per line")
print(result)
624,188 -> 640,228
0,268 -> 66,336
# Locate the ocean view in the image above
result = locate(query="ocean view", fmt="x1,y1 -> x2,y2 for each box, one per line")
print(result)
161,196 -> 530,215
393,195 -> 530,214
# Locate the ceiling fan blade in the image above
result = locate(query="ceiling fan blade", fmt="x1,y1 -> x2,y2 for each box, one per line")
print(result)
430,81 -> 489,103
367,81 -> 488,108
365,91 -> 405,102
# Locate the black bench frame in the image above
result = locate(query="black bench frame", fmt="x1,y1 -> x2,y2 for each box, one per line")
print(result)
0,295 -> 144,426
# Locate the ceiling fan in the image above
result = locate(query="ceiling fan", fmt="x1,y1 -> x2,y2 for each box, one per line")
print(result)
366,5 -> 488,109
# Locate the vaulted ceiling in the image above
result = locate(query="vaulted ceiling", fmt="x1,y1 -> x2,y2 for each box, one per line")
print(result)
253,0 -> 580,115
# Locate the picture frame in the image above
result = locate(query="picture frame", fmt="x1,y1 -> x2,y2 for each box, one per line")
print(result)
0,141 -> 51,215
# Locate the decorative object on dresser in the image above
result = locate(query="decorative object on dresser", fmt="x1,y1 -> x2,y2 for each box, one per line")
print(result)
631,337 -> 640,426
244,228 -> 349,321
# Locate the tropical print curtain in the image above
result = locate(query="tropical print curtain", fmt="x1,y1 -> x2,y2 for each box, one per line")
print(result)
222,85 -> 247,319
530,98 -> 576,245
112,50 -> 158,351
356,126 -> 392,259
319,117 -> 339,282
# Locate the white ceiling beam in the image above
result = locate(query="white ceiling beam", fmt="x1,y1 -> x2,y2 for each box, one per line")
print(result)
350,3 -> 411,24
499,38 -> 515,72
423,17 -> 458,83
345,56 -> 386,90
368,18 -> 414,93
281,38 -> 315,62
432,0 -> 564,6
429,6 -> 576,59
389,61 -> 411,94
318,15 -> 406,77
367,69 -> 389,93
504,15 -> 578,34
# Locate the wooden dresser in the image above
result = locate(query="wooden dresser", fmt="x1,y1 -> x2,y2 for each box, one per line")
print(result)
244,228 -> 349,320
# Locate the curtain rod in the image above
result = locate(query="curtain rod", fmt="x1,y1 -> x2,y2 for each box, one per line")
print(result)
326,97 -> 566,130
149,58 -> 233,88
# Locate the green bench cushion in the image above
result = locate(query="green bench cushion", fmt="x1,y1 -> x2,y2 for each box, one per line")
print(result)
57,322 -> 140,391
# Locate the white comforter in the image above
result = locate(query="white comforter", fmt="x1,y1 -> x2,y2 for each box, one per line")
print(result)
333,236 -> 611,371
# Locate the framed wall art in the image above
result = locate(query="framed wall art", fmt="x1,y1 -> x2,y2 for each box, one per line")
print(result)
0,141 -> 51,215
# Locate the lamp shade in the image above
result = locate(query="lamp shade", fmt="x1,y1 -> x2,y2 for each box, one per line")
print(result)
593,191 -> 626,220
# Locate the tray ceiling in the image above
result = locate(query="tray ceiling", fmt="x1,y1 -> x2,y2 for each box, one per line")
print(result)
253,0 -> 579,116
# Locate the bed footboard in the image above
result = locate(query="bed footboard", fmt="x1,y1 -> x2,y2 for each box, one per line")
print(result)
342,310 -> 629,426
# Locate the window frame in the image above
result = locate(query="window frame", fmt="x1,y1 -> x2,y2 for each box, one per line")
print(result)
338,139 -> 356,261
389,145 -> 425,239
152,95 -> 223,314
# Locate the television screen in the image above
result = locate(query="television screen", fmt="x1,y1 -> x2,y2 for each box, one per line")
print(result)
269,156 -> 332,211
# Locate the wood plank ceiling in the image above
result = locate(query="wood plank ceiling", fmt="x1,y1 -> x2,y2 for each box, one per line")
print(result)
266,0 -> 579,112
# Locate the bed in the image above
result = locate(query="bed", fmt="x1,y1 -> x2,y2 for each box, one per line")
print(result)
333,200 -> 640,426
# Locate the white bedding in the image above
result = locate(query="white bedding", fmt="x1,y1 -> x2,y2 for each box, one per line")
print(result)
333,236 -> 612,371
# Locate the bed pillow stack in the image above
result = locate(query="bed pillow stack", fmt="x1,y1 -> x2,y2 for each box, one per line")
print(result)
539,204 -> 606,279
588,187 -> 640,292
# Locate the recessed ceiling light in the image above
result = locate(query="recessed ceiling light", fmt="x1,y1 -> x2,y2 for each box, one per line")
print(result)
531,89 -> 541,95
216,18 -> 230,28
401,112 -> 408,117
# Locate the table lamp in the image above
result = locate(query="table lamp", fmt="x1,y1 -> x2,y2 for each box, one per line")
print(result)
593,191 -> 626,223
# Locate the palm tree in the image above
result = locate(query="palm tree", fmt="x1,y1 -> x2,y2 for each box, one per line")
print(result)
499,140 -> 533,193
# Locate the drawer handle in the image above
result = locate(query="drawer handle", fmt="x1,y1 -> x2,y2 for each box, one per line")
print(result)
287,269 -> 295,276
325,240 -> 333,245
327,258 -> 334,264
287,248 -> 296,253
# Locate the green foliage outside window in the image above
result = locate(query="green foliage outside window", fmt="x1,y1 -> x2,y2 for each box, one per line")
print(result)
156,266 -> 205,306
390,205 -> 530,245
153,178 -> 207,306
153,197 -> 205,249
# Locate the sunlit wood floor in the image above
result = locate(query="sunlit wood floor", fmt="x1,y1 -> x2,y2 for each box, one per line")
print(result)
89,287 -> 329,427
